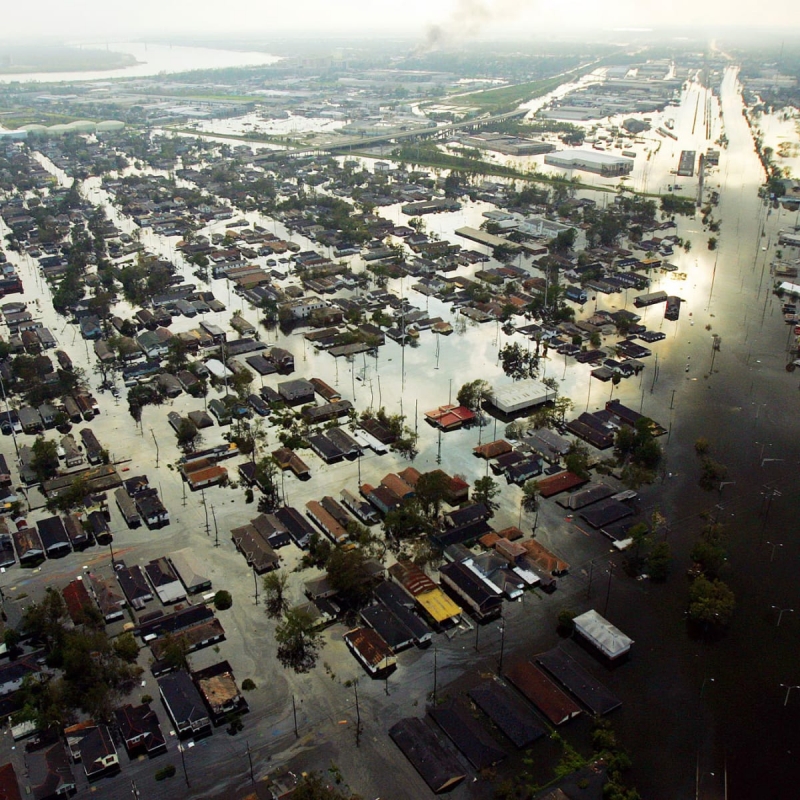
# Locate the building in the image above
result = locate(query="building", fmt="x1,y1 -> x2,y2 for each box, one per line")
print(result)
158,670 -> 212,739
389,718 -> 466,794
573,609 -> 633,660
344,627 -> 396,675
169,548 -> 211,594
544,150 -> 634,176
490,379 -> 555,415
35,517 -> 71,559
87,572 -> 125,622
77,725 -> 119,780
0,763 -> 22,800
192,661 -> 248,724
144,558 -> 186,604
113,703 -> 167,757
26,741 -> 75,800
116,563 -> 153,609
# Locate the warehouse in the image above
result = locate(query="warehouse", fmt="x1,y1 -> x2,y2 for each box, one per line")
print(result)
490,379 -> 555,415
544,150 -> 634,176
573,609 -> 633,660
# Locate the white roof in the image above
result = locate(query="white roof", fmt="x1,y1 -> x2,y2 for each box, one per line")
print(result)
492,379 -> 553,412
547,149 -> 634,167
573,609 -> 633,658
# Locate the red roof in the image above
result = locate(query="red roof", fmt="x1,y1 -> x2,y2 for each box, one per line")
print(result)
0,762 -> 22,800
62,579 -> 94,624
536,471 -> 589,498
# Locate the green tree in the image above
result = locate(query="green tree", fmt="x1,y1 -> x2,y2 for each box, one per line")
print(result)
159,634 -> 191,672
275,608 -> 322,673
564,442 -> 591,479
473,475 -> 500,514
456,379 -> 492,411
521,479 -> 541,513
326,547 -> 373,608
647,541 -> 672,582
292,772 -> 362,800
214,590 -> 233,610
175,418 -> 200,454
112,632 -> 140,663
262,571 -> 289,619
687,575 -> 735,628
414,471 -> 450,520
30,437 -> 59,483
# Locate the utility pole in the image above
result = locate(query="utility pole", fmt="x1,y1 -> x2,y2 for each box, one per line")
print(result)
587,559 -> 595,599
354,681 -> 361,748
150,428 -> 159,468
178,743 -> 190,787
246,740 -> 255,783
498,617 -> 506,675
211,504 -> 219,548
253,566 -> 259,605
292,695 -> 299,737
201,489 -> 210,536
604,563 -> 614,616
433,647 -> 438,706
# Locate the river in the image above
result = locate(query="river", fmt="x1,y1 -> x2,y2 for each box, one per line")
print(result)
0,42 -> 280,84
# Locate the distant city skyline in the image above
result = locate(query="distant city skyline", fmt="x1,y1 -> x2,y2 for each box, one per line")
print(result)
1,0 -> 793,44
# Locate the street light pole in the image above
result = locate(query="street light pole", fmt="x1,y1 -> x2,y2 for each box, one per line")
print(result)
498,617 -> 506,675
772,605 -> 794,627
780,683 -> 800,706
766,541 -> 784,562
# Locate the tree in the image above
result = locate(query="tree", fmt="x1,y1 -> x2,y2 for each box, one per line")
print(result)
521,479 -> 541,513
499,342 -> 538,381
214,590 -> 233,610
456,379 -> 492,412
687,575 -> 735,628
113,632 -> 140,663
275,608 -> 322,673
647,541 -> 672,582
690,538 -> 727,578
473,475 -> 500,514
30,437 -> 59,483
292,772 -> 362,800
175,418 -> 201,454
262,572 -> 289,619
254,457 -> 282,512
698,457 -> 728,491
159,634 -> 191,672
414,471 -> 450,520
564,442 -> 591,479
326,547 -> 373,608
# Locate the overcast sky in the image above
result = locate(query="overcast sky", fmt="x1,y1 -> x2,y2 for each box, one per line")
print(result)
1,0 -> 786,42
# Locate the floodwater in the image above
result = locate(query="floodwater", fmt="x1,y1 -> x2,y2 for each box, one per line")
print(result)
10,64 -> 800,799
0,42 -> 280,84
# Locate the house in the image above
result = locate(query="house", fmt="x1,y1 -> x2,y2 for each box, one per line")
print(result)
344,627 -> 396,675
277,379 -> 315,406
439,561 -> 503,620
169,548 -> 211,594
113,703 -> 166,758
0,534 -> 15,569
35,517 -> 71,559
181,459 -> 228,491
60,435 -> 83,468
251,513 -> 291,549
80,428 -> 104,465
269,347 -> 294,373
135,489 -> 169,528
12,527 -> 44,564
78,725 -> 119,780
389,718 -> 466,794
116,563 -> 153,609
17,407 -> 43,434
388,561 -> 462,626
158,670 -> 212,739
115,488 -> 141,528
231,524 -> 280,573
37,404 -> 57,429
144,558 -> 186,604
275,506 -> 316,549
26,741 -> 75,800
272,447 -> 311,479
61,578 -> 96,625
87,510 -> 112,544
87,572 -> 125,622
192,661 -> 249,724
0,763 -> 22,800
207,398 -> 232,426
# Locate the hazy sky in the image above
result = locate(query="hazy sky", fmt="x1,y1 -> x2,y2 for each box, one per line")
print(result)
1,0 -> 783,42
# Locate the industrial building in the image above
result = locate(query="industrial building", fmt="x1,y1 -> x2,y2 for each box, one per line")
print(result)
544,150 -> 634,177
490,379 -> 555,415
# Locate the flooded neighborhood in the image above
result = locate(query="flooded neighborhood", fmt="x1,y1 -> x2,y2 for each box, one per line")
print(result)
0,17 -> 798,800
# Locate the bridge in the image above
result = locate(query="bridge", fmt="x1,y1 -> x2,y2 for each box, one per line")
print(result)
252,106 -> 530,162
